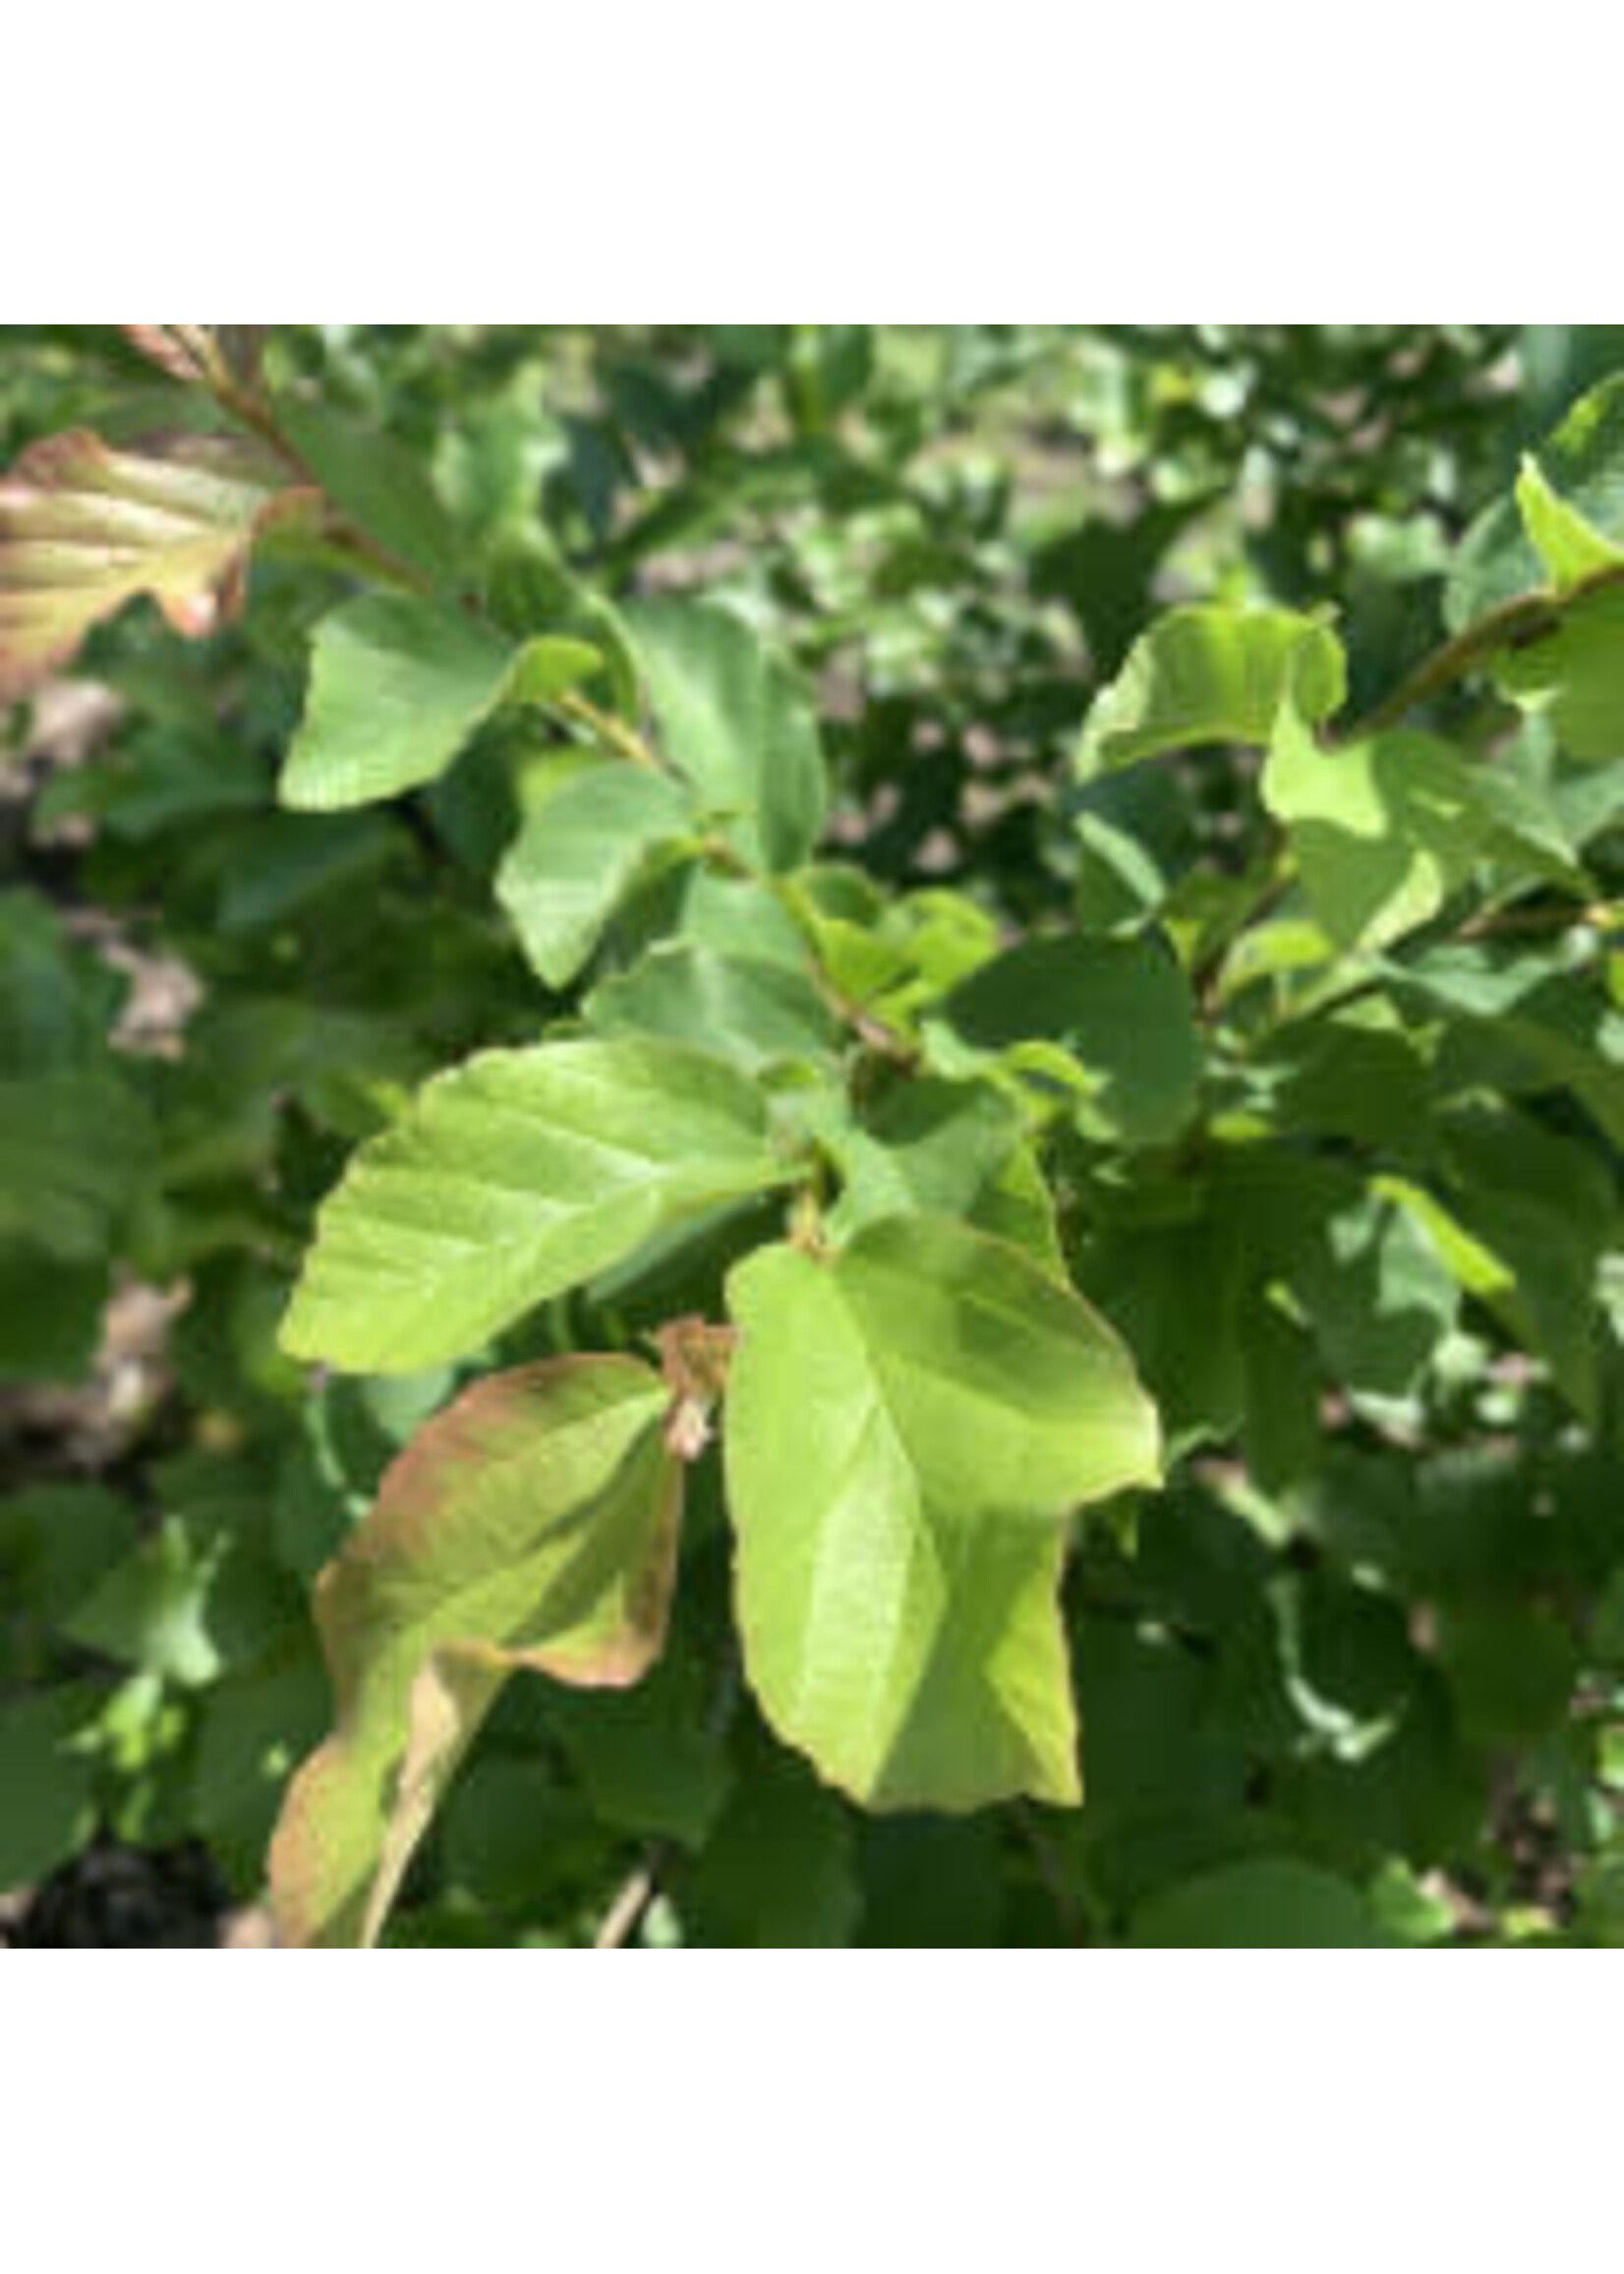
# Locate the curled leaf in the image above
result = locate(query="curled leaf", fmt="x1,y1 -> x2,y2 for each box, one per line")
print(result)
0,429 -> 299,701
1077,604 -> 1347,777
657,1316 -> 737,1460
269,1357 -> 682,1949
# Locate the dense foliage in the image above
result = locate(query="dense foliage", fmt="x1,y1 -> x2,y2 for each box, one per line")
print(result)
5,324 -> 1624,1947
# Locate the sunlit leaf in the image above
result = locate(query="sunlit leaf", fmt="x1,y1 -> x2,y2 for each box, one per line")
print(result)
1516,454 -> 1624,594
1264,703 -> 1588,952
281,594 -> 517,811
725,1219 -> 1160,1811
584,945 -> 839,1073
1450,373 -> 1624,627
496,761 -> 696,987
1264,712 -> 1481,952
281,1039 -> 795,1374
1078,605 -> 1345,777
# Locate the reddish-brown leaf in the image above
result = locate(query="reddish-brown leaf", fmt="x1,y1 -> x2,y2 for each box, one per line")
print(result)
0,429 -> 299,701
124,323 -> 270,389
268,1357 -> 682,1949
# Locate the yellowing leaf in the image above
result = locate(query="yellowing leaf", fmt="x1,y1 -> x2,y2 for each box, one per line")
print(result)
269,1357 -> 681,1949
0,430 -> 298,701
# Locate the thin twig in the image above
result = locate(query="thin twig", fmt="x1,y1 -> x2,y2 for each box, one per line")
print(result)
1457,898 -> 1617,943
556,690 -> 664,773
215,373 -> 447,605
594,1854 -> 667,1952
1340,559 -> 1624,741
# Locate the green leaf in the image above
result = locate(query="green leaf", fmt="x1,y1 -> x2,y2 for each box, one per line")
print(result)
1224,1153 -> 1460,1403
1264,712 -> 1480,952
65,1516 -> 236,1688
496,761 -> 696,989
859,1817 -> 1007,1948
0,429 -> 294,701
1552,752 -> 1624,847
436,1757 -> 599,1921
1438,1603 -> 1576,1747
0,1487 -> 135,1630
192,1640 -> 332,1895
0,891 -> 125,1078
1241,1298 -> 1323,1494
584,945 -> 839,1074
1428,1105 -> 1613,1420
816,1079 -> 1034,1250
281,594 -> 517,811
1469,765 -> 1593,894
1393,946 -> 1624,1151
1369,1861 -> 1458,1949
550,1655 -> 732,1848
1072,765 -> 1200,931
217,811 -> 396,932
1249,1007 -> 1433,1155
1450,374 -> 1624,628
627,599 -> 828,870
0,1254 -> 108,1383
1080,1207 -> 1247,1457
681,1744 -> 860,1947
1288,1182 -> 1461,1403
1497,584 -> 1624,762
274,398 -> 465,593
0,1074 -> 153,1261
1131,1858 -> 1385,1947
503,634 -> 606,707
1516,453 -> 1624,594
932,932 -> 1203,1147
269,1357 -> 681,1949
725,1219 -> 1161,1811
483,540 -> 641,715
670,868 -> 812,969
281,1039 -> 795,1375
1077,605 -> 1345,777
967,1143 -> 1068,1273
0,1686 -> 102,1894
1265,702 -> 1589,952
